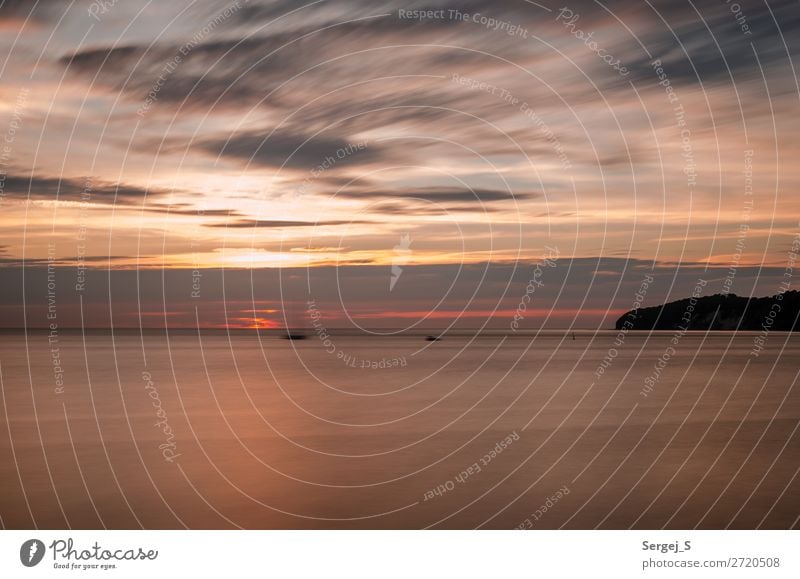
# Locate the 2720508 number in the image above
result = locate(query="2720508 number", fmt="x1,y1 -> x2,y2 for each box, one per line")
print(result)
730,557 -> 780,568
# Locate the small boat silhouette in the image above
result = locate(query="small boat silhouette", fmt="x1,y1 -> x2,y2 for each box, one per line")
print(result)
282,332 -> 307,340
424,335 -> 442,342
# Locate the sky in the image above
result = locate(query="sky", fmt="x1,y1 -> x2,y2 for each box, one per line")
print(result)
0,0 -> 798,329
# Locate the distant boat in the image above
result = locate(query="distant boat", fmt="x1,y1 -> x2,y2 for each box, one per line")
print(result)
424,335 -> 442,342
282,300 -> 307,340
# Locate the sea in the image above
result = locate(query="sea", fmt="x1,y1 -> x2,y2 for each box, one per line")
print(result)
1,329 -> 798,529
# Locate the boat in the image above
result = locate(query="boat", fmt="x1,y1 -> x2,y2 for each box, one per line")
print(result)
282,332 -> 307,340
424,335 -> 442,342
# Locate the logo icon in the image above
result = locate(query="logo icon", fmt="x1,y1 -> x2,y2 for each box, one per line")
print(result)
20,539 -> 45,567
390,234 -> 412,291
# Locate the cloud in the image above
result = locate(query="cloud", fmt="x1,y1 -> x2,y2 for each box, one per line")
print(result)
0,255 -> 135,266
205,218 -> 371,228
366,201 -> 504,215
0,256 -> 792,329
334,186 -> 539,203
0,174 -> 173,204
194,130 -> 381,169
0,0 -> 64,23
143,205 -> 245,217
56,15 -> 465,111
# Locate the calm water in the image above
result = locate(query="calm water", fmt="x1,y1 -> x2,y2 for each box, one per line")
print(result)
1,330 -> 798,529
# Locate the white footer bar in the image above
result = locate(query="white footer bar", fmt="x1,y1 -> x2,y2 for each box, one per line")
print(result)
1,530 -> 797,578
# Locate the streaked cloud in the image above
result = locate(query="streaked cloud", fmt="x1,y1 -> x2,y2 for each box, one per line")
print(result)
1,0 -> 797,327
